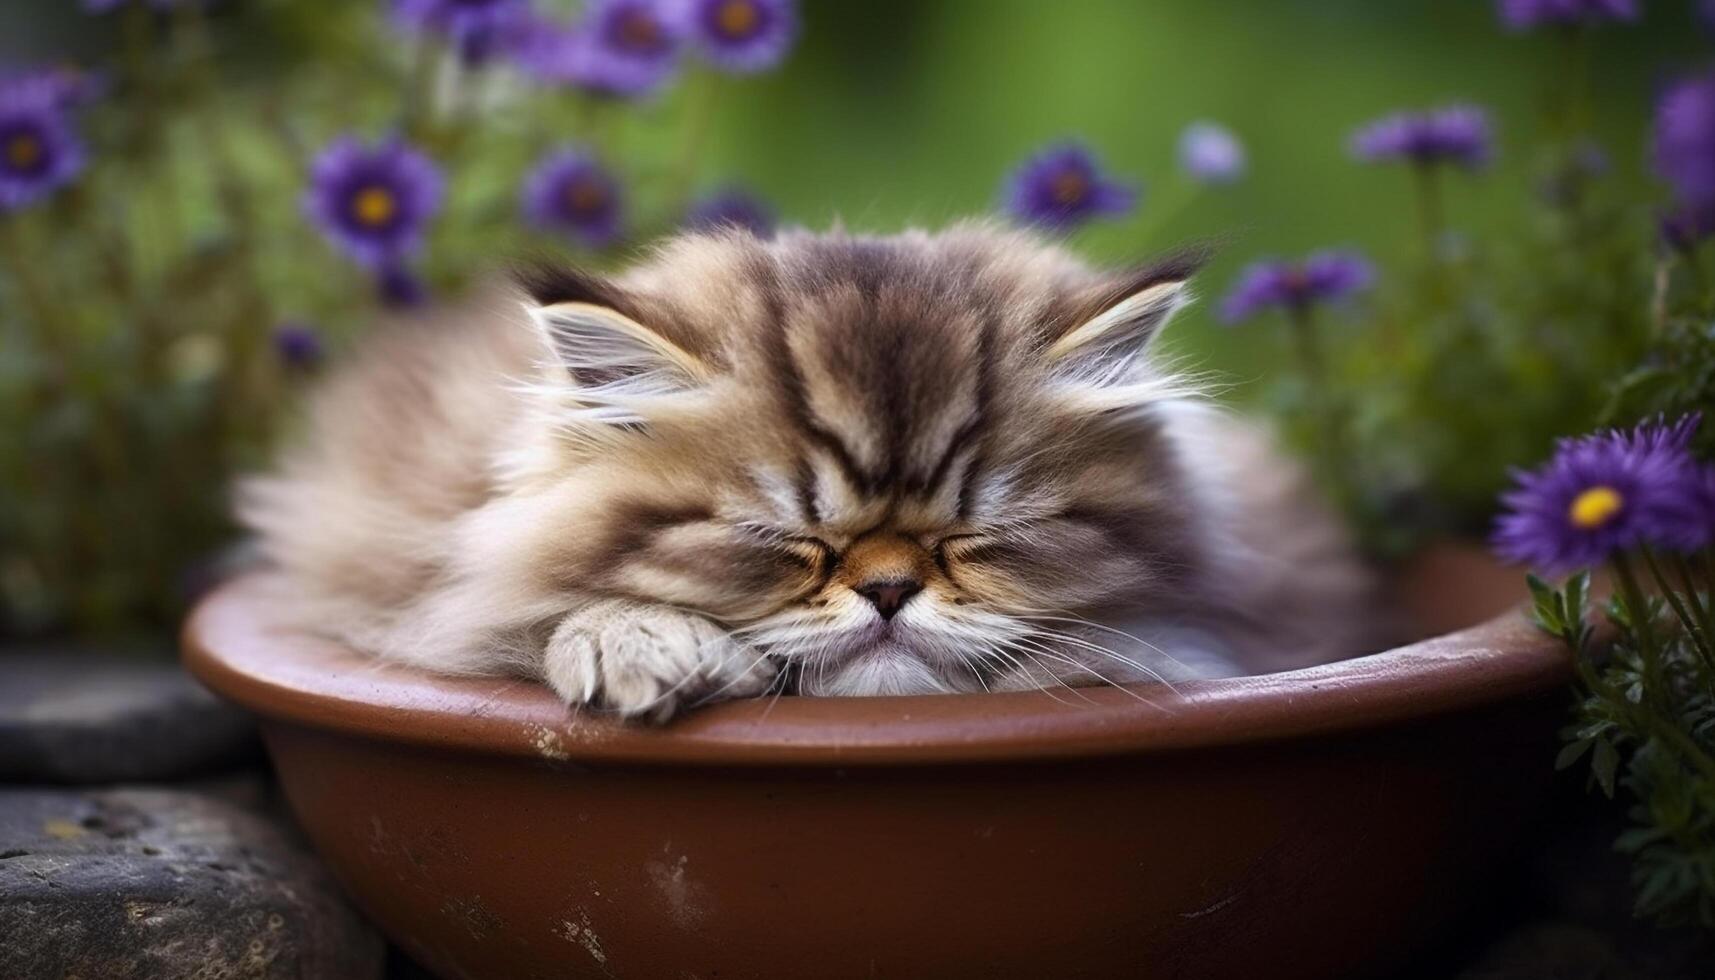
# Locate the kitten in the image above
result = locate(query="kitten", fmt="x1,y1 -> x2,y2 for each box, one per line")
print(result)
240,223 -> 1381,721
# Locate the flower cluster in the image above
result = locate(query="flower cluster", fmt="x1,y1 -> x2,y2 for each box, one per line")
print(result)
1002,142 -> 1137,231
303,136 -> 443,299
1177,122 -> 1245,184
1494,416 -> 1713,573
497,0 -> 798,95
1219,252 -> 1374,323
1350,105 -> 1492,170
684,186 -> 777,235
998,122 -> 1250,232
391,0 -> 534,64
0,78 -> 85,211
1497,0 -> 1638,30
289,0 -> 802,303
521,146 -> 623,248
1653,71 -> 1715,249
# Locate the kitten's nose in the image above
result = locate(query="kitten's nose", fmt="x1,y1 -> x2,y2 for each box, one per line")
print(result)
856,578 -> 922,620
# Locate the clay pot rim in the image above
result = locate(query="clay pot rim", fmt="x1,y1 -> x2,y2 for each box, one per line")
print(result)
182,577 -> 1570,768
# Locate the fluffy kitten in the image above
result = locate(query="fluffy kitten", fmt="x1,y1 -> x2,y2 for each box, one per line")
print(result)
240,223 -> 1380,720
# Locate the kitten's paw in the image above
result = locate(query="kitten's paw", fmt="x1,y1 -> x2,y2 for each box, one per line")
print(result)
542,600 -> 776,722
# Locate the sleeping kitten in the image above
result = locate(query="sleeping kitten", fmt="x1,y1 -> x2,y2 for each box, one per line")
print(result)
241,223 -> 1380,720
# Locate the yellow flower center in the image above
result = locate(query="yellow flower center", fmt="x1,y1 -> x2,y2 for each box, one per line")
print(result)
352,186 -> 397,227
6,134 -> 42,170
565,179 -> 607,214
1568,485 -> 1624,530
1051,170 -> 1089,206
716,0 -> 759,37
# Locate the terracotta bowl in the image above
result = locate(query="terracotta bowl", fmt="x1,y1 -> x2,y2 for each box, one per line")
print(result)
183,551 -> 1569,980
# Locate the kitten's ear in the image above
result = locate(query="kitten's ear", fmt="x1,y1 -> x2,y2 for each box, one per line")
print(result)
517,264 -> 710,395
1043,257 -> 1202,411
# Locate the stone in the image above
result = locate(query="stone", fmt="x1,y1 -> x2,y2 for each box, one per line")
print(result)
0,652 -> 257,783
0,782 -> 383,979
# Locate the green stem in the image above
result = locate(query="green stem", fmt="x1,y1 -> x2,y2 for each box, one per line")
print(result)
1611,552 -> 1666,706
1411,162 -> 1444,259
176,3 -> 276,446
0,220 -> 132,496
1562,25 -> 1594,140
403,35 -> 439,140
668,74 -> 721,215
1644,547 -> 1714,658
1285,305 -> 1351,511
1637,705 -> 1715,787
1129,176 -> 1203,250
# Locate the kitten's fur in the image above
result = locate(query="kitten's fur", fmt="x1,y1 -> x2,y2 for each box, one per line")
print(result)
241,223 -> 1381,720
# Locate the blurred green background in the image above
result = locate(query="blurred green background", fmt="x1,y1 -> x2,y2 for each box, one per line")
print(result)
0,0 -> 1701,637
2,0 -> 1693,384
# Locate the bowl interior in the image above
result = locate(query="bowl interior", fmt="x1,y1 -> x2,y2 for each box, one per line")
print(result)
182,547 -> 1567,767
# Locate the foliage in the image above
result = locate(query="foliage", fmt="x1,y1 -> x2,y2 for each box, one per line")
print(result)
0,0 -> 792,636
1535,561 -> 1715,928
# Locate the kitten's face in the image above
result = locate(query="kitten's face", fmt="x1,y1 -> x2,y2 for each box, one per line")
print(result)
514,225 -> 1207,696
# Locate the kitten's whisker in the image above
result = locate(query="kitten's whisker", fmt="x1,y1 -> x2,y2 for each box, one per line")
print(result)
991,642 -> 1090,705
1023,620 -> 1188,692
1005,636 -> 1143,703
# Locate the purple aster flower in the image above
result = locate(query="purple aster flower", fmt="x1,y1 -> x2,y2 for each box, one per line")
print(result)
521,147 -> 623,248
303,136 -> 443,268
1003,142 -> 1137,231
1350,105 -> 1493,170
84,0 -> 196,11
522,0 -> 684,98
1696,466 -> 1715,544
1219,251 -> 1375,323
1652,72 -> 1715,210
684,186 -> 775,235
1177,121 -> 1245,185
1660,203 -> 1715,251
0,64 -> 105,110
391,0 -> 532,64
685,0 -> 797,74
273,322 -> 325,369
1498,0 -> 1638,29
0,87 -> 84,211
1493,416 -> 1709,572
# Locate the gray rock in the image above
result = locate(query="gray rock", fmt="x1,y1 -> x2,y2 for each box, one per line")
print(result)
0,653 -> 256,783
0,783 -> 382,979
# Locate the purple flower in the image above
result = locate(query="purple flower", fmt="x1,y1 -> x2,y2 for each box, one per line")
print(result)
1350,106 -> 1493,170
273,322 -> 325,369
1002,142 -> 1137,231
391,0 -> 533,64
1653,72 -> 1715,210
521,147 -> 623,247
1493,416 -> 1709,572
522,0 -> 684,98
1498,0 -> 1638,29
304,136 -> 443,268
0,87 -> 84,211
1219,251 -> 1374,323
685,0 -> 797,74
0,64 -> 105,110
84,0 -> 196,11
684,187 -> 775,235
1177,121 -> 1245,185
1696,466 -> 1715,544
1660,203 -> 1715,251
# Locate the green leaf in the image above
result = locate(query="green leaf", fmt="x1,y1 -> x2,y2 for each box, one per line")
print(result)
1555,737 -> 1593,771
1591,738 -> 1620,798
